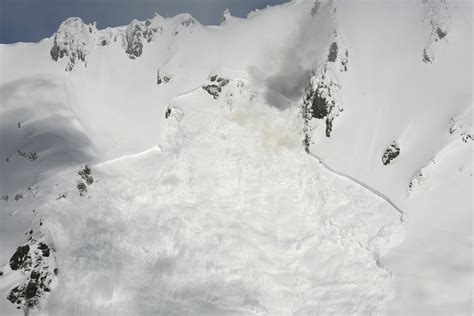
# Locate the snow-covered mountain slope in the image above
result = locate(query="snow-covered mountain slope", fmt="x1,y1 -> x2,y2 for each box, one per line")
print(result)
0,0 -> 471,314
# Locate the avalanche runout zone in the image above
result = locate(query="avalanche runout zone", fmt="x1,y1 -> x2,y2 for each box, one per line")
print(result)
40,81 -> 403,314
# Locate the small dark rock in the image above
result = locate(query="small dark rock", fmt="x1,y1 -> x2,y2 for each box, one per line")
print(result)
203,75 -> 229,99
328,42 -> 338,62
157,71 -> 171,85
38,243 -> 50,257
56,193 -> 67,200
311,0 -> 322,15
422,47 -> 434,64
181,17 -> 195,27
165,108 -> 172,119
203,85 -> 221,99
18,150 -> 38,162
436,27 -> 447,40
77,182 -> 87,195
78,165 -> 94,185
382,141 -> 401,165
325,117 -> 333,137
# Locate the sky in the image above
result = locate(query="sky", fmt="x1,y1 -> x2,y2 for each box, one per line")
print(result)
0,0 -> 289,44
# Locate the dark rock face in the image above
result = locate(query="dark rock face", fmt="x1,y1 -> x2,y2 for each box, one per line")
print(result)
125,24 -> 144,59
38,243 -> 50,257
10,245 -> 30,270
328,42 -> 338,62
203,75 -> 230,99
49,18 -> 90,72
124,21 -> 161,59
302,66 -> 341,143
382,141 -> 400,165
308,90 -> 331,119
7,240 -> 56,312
301,65 -> 343,152
50,36 -> 87,71
50,36 -> 66,62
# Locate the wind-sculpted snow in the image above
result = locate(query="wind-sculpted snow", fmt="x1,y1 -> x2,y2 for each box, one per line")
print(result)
30,80 -> 403,315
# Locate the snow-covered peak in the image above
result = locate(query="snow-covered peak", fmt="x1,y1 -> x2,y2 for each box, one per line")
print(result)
57,17 -> 96,33
49,12 -> 204,69
50,17 -> 98,70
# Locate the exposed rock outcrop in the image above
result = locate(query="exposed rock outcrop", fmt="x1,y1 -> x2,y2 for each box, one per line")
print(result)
50,18 -> 93,71
302,64 -> 343,151
421,0 -> 450,64
77,165 -> 94,196
50,16 -> 165,68
123,20 -> 161,59
157,70 -> 172,85
203,75 -> 230,100
5,239 -> 56,312
449,115 -> 473,143
382,141 -> 401,165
